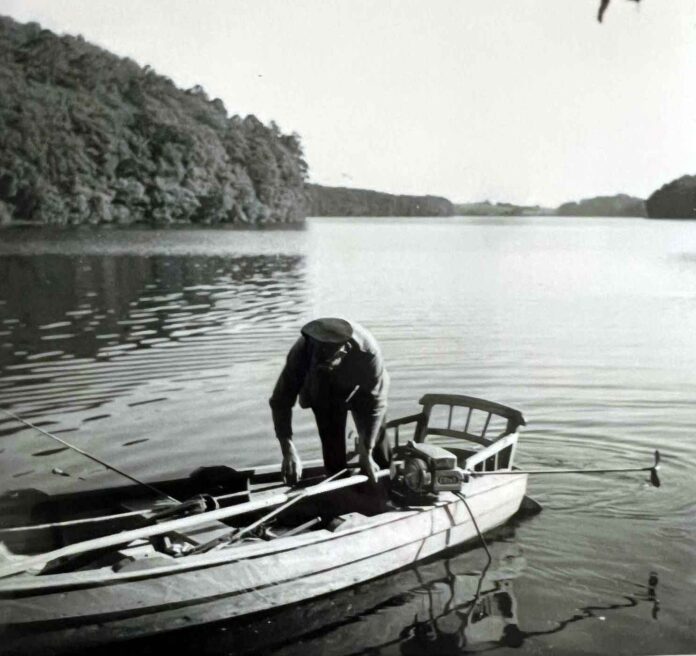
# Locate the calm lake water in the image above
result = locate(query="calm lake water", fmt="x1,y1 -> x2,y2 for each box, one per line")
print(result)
1,216 -> 695,655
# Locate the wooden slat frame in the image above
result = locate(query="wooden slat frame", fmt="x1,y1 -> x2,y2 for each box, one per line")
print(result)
464,433 -> 518,471
425,428 -> 490,447
383,413 -> 423,448
382,394 -> 525,452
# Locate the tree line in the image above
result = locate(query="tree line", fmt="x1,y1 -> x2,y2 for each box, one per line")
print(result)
1,15 -> 692,225
0,16 -> 308,225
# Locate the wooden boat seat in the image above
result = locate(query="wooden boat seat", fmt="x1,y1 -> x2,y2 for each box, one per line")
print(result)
385,393 -> 526,450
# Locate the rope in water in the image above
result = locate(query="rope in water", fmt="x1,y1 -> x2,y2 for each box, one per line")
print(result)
456,490 -> 492,565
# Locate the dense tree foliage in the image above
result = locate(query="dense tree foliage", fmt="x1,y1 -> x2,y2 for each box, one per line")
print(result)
556,194 -> 646,217
305,184 -> 454,217
453,196 -> 648,218
646,176 -> 696,219
0,17 -> 308,225
453,201 -> 554,217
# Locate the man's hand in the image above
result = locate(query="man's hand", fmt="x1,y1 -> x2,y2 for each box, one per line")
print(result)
280,439 -> 302,485
359,445 -> 380,484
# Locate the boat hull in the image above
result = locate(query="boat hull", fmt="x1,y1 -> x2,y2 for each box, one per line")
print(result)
0,473 -> 526,654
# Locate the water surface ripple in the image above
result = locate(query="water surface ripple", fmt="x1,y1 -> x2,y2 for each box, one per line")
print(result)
1,217 -> 695,655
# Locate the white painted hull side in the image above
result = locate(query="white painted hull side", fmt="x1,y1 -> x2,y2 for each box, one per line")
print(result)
0,473 -> 527,654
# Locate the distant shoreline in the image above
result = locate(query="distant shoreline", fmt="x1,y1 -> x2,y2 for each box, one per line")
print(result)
1,16 -> 693,225
0,214 -> 660,231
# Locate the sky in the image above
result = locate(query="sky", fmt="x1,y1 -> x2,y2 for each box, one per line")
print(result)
1,0 -> 694,206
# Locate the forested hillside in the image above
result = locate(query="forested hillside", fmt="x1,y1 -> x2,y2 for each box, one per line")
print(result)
556,194 -> 646,217
305,184 -> 453,217
0,17 -> 308,225
453,201 -> 554,216
646,175 -> 696,219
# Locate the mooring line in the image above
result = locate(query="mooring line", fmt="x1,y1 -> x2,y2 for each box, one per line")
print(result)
456,491 -> 492,565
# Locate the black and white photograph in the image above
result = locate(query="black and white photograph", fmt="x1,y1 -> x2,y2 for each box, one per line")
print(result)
0,1 -> 694,654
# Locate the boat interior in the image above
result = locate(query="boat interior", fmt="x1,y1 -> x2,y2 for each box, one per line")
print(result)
0,395 -> 526,572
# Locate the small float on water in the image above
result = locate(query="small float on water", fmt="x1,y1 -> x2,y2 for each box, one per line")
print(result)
0,394 -> 660,655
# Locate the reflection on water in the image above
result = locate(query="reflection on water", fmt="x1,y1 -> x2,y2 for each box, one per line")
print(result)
0,253 -> 306,416
1,218 -> 695,655
394,568 -> 659,656
0,249 -> 308,492
87,537 -> 660,656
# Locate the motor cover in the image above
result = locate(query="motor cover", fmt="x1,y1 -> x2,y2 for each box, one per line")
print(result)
390,441 -> 462,501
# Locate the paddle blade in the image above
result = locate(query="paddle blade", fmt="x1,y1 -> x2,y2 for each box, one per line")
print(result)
650,468 -> 661,488
649,450 -> 661,487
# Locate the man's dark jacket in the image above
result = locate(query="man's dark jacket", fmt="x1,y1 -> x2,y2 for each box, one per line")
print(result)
269,321 -> 389,452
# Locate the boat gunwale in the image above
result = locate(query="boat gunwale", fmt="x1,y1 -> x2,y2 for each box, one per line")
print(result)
1,478 -> 527,623
0,473 -> 528,594
0,460 -> 328,534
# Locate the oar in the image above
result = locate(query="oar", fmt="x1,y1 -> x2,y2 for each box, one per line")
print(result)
0,469 -> 388,579
0,494 -> 288,580
191,468 -> 344,553
229,468 -> 345,543
467,450 -> 661,487
192,467 -> 391,554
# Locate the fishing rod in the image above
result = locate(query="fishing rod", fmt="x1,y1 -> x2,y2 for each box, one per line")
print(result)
0,407 -> 178,503
466,450 -> 661,487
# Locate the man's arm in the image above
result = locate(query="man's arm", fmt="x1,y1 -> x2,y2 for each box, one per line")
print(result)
353,359 -> 390,483
269,337 -> 307,483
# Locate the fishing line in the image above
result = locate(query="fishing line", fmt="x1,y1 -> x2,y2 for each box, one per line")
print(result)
0,407 -> 177,503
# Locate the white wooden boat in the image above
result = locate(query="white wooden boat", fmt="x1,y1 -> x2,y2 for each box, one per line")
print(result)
124,547 -> 528,655
0,394 -> 529,655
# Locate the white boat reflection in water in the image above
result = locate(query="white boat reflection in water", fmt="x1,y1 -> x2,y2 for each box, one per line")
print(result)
91,538 -> 658,656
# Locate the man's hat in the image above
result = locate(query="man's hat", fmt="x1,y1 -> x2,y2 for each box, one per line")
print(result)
301,318 -> 353,344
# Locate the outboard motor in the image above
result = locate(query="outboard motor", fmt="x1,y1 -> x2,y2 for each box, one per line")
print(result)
390,441 -> 463,504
